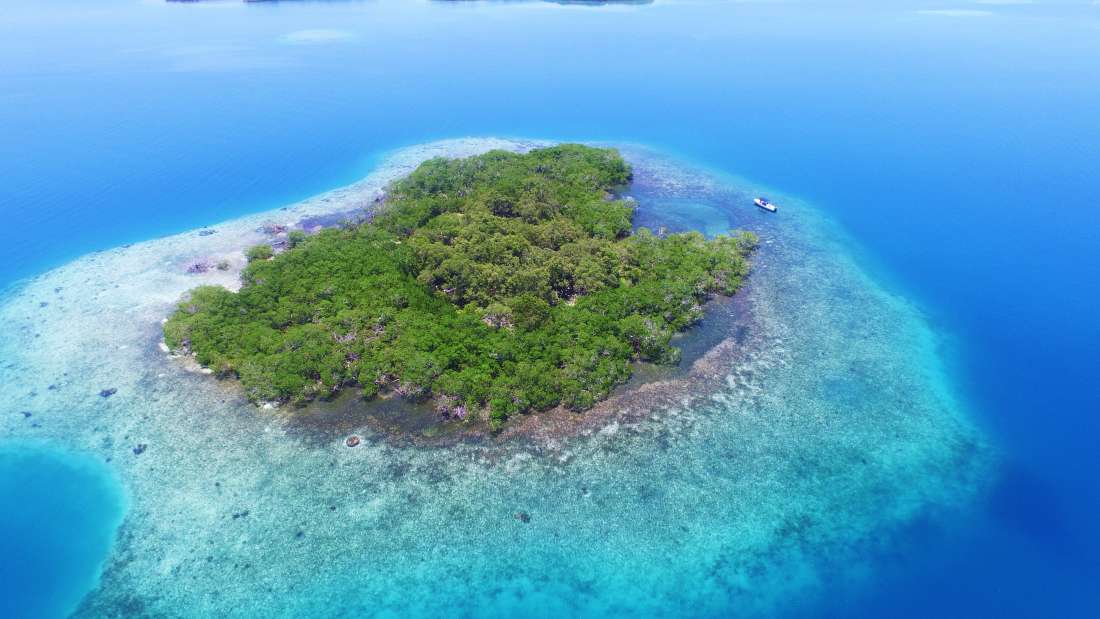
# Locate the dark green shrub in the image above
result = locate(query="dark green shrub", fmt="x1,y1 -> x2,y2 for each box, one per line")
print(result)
164,145 -> 754,430
245,244 -> 273,262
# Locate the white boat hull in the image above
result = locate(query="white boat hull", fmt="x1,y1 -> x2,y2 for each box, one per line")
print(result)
754,198 -> 777,212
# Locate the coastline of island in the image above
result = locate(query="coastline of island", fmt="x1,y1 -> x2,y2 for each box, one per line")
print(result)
163,145 -> 757,435
0,138 -> 990,618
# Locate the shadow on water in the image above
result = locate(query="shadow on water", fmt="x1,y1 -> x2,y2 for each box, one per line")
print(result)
284,389 -> 486,447
285,291 -> 747,448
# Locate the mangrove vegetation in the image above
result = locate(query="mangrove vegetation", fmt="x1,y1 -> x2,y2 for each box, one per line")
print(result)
164,145 -> 756,430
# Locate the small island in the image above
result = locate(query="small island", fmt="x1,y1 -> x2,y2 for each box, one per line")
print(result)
165,145 -> 756,431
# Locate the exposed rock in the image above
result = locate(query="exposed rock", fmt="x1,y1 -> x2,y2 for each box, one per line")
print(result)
436,396 -> 468,421
345,435 -> 361,448
260,223 -> 288,235
298,210 -> 372,230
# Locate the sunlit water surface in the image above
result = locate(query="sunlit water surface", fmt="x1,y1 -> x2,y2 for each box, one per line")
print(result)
1,1 -> 1098,617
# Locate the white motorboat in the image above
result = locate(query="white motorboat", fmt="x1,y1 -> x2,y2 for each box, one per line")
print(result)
754,197 -> 777,213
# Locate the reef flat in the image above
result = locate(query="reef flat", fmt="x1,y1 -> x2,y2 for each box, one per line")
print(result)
0,138 -> 989,617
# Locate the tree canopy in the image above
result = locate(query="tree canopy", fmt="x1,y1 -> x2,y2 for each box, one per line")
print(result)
165,145 -> 756,430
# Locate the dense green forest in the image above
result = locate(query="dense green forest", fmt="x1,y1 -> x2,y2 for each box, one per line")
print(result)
165,145 -> 756,430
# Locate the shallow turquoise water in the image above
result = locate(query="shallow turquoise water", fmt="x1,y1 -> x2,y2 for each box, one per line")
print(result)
0,141 -> 987,618
0,445 -> 126,619
1,0 -> 1098,616
633,197 -> 732,238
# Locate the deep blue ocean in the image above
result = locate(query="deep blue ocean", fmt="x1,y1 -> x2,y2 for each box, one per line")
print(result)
1,0 -> 1098,617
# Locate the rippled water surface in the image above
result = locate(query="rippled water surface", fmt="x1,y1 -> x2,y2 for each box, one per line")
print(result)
1,1 -> 1098,617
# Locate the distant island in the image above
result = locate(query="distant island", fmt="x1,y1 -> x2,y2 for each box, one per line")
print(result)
165,145 -> 755,431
